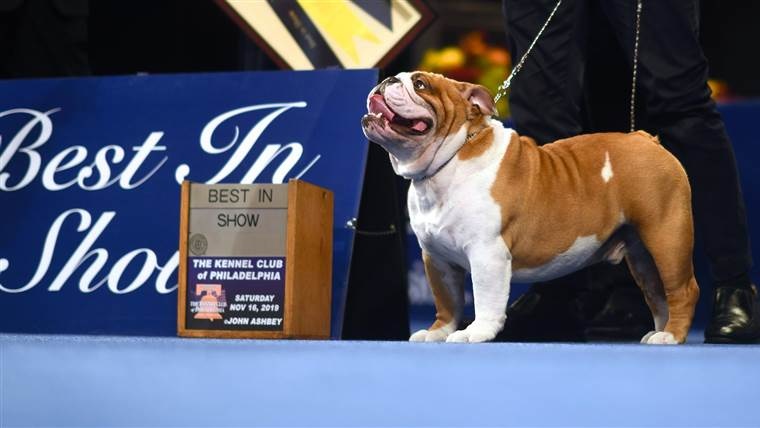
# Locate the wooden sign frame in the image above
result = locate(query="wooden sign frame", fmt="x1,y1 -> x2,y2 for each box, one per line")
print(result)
177,179 -> 333,339
214,0 -> 434,70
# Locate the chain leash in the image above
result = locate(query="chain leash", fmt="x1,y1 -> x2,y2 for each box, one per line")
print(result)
493,0 -> 563,105
495,0 -> 643,133
629,0 -> 643,132
346,218 -> 398,236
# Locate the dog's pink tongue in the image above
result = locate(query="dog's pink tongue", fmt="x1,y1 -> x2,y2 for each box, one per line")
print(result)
411,119 -> 428,133
369,94 -> 395,121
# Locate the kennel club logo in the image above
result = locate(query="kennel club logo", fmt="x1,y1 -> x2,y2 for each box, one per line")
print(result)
0,102 -> 316,295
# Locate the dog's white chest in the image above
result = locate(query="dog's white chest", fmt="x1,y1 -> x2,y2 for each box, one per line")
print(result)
407,130 -> 510,269
409,196 -> 469,266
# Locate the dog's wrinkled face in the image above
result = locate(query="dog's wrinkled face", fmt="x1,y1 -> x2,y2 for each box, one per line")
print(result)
361,71 -> 496,178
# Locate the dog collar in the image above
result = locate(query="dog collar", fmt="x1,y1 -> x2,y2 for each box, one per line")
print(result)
465,127 -> 488,143
405,126 -> 490,182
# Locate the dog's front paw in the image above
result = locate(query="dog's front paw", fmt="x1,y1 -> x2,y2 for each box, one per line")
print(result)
446,320 -> 502,343
640,330 -> 657,344
409,329 -> 429,342
643,331 -> 678,345
409,328 -> 450,342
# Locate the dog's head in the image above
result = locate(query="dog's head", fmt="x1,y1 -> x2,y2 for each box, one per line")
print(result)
361,71 -> 497,179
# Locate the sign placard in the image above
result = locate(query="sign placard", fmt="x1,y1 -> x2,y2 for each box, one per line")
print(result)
0,69 -> 376,337
178,180 -> 333,339
187,257 -> 286,330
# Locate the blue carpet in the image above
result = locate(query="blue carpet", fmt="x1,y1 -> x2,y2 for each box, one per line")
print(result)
1,334 -> 759,427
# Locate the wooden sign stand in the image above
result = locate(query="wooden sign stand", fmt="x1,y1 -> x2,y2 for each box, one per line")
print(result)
177,179 -> 333,339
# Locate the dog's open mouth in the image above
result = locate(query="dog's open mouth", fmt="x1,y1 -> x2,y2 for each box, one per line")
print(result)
367,93 -> 432,135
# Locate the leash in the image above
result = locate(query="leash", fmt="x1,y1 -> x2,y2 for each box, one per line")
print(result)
494,0 -> 644,133
493,0 -> 563,105
629,0 -> 643,131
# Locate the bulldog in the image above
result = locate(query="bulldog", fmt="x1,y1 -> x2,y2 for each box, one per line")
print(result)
361,71 -> 699,344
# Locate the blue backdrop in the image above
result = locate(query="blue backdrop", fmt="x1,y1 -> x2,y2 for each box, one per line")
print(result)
0,69 -> 378,337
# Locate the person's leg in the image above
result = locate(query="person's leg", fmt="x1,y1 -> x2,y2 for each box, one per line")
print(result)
580,0 -> 654,341
601,0 -> 758,342
503,0 -> 587,144
500,0 -> 596,341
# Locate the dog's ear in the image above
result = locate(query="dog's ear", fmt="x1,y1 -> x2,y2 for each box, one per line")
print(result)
463,84 -> 497,117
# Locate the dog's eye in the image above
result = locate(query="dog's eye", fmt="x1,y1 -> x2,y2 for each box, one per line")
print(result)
413,79 -> 426,91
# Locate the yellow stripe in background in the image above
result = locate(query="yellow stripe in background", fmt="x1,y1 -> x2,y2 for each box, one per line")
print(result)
297,0 -> 381,64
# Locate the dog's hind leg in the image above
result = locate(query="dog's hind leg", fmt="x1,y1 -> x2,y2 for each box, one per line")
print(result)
409,252 -> 465,342
632,211 -> 700,344
621,228 -> 670,343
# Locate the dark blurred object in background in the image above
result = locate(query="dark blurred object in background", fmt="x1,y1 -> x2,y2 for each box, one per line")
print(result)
342,144 -> 411,340
88,0 -> 274,75
1,0 -> 757,98
404,0 -> 760,103
0,0 -> 90,77
700,0 -> 760,98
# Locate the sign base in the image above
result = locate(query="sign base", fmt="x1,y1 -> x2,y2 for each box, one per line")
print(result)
177,179 -> 333,339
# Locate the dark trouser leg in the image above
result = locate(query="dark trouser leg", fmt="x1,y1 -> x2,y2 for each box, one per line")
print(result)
500,0 -> 601,342
580,0 -> 653,341
503,0 -> 588,144
601,0 -> 758,342
600,0 -> 752,286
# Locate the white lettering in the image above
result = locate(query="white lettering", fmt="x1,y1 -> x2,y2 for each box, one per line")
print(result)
0,207 -> 86,293
0,209 -> 178,294
48,210 -> 116,291
119,132 -> 168,189
241,143 -> 303,184
42,146 -> 88,191
0,101 -> 328,298
0,110 -> 169,191
0,108 -> 59,191
78,247 -> 109,293
77,145 -> 125,190
108,249 -> 157,294
175,102 -> 320,184
155,252 -> 178,294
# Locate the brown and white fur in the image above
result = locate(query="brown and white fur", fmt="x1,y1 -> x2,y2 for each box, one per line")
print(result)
361,71 -> 699,344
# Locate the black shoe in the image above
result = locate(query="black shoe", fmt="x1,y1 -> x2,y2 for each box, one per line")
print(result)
497,281 -> 587,342
705,285 -> 760,344
584,287 -> 653,341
